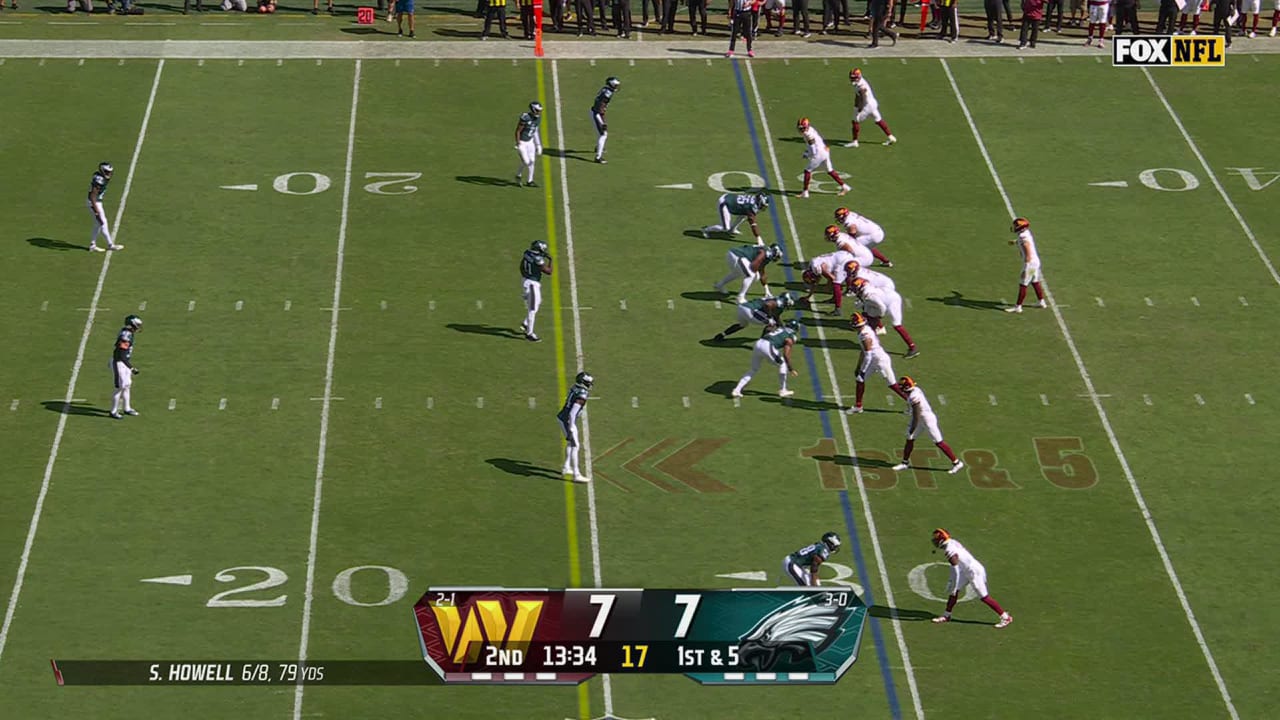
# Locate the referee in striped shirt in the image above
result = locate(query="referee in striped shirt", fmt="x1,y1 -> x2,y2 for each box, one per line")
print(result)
726,0 -> 756,56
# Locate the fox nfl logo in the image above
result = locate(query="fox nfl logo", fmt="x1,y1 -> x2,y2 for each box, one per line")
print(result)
1113,35 -> 1226,66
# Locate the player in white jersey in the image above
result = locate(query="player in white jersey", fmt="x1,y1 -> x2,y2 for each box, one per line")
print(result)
850,277 -> 918,358
1177,0 -> 1205,33
834,206 -> 893,267
796,117 -> 851,199
846,260 -> 896,295
802,250 -> 855,312
891,376 -> 963,474
844,312 -> 907,414
930,528 -> 1013,628
845,68 -> 897,148
557,372 -> 593,483
1004,217 -> 1046,314
87,162 -> 123,253
824,224 -> 874,270
1271,0 -> 1279,36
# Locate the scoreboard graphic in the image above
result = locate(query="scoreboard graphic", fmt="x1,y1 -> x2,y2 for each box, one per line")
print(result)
413,587 -> 868,685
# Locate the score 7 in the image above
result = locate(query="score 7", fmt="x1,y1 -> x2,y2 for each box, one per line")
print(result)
673,594 -> 701,638
588,594 -> 616,638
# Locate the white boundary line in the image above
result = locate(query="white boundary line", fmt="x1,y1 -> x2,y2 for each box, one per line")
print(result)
742,61 -> 925,720
292,58 -> 361,720
1141,67 -> 1280,288
0,58 -> 166,668
941,57 -> 1239,720
549,58 -> 613,717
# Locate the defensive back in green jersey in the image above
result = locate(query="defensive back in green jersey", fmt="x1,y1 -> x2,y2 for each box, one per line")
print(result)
721,192 -> 766,216
763,324 -> 797,350
789,542 -> 831,571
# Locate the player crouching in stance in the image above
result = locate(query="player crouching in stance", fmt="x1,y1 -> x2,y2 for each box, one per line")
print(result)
513,102 -> 543,188
784,532 -> 841,586
845,312 -> 907,414
713,291 -> 800,342
701,191 -> 769,246
892,376 -> 963,474
110,314 -> 142,419
849,277 -> 918,359
730,319 -> 799,398
557,371 -> 593,483
930,528 -> 1013,629
519,240 -> 552,342
1004,217 -> 1046,314
715,243 -> 783,305
796,117 -> 851,199
834,206 -> 893,267
802,250 -> 855,313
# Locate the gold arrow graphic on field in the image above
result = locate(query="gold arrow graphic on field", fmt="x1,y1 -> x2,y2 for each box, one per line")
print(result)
656,438 -> 733,493
593,438 -> 733,493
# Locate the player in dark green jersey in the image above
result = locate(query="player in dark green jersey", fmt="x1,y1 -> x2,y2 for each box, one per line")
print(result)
712,291 -> 801,342
715,243 -> 783,305
520,240 -> 553,342
514,102 -> 543,188
784,532 -> 841,586
591,77 -> 620,164
109,314 -> 142,419
730,319 -> 799,398
700,191 -> 770,246
88,162 -> 123,253
557,371 -> 593,483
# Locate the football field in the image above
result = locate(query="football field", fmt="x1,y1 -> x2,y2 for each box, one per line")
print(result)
0,39 -> 1278,720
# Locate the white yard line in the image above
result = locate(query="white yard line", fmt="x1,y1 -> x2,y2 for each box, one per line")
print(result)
549,58 -> 613,717
1141,67 -> 1279,288
0,59 -> 165,668
941,57 -> 1239,720
743,60 -> 925,720
292,58 -> 361,720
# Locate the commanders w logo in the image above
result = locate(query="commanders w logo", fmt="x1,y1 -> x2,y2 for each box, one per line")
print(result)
431,599 -> 544,664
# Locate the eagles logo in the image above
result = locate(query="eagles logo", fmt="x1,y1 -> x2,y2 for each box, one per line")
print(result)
735,594 -> 851,672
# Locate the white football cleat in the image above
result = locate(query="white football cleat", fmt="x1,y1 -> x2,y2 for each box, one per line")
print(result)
572,474 -> 592,484
1271,26 -> 1277,36
891,461 -> 909,471
778,389 -> 795,398
1037,299 -> 1047,309
844,140 -> 860,148
931,615 -> 951,624
730,388 -> 744,398
1004,305 -> 1022,314
947,460 -> 965,475
1249,30 -> 1256,38
837,184 -> 852,196
995,612 -> 1013,629
735,296 -> 747,305
884,134 -> 897,146
109,411 -> 123,419
844,406 -> 863,415
799,190 -> 810,199
108,244 -> 124,251
123,409 -> 139,416
90,245 -> 106,253
700,227 -> 711,238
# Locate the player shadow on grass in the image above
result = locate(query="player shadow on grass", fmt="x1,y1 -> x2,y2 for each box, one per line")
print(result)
868,606 -> 984,624
682,229 -> 741,243
927,291 -> 1007,312
339,27 -> 384,35
681,290 -> 729,303
446,323 -> 524,340
485,458 -> 564,481
455,175 -> 520,188
543,148 -> 593,163
28,237 -> 87,252
666,47 -> 726,57
41,400 -> 112,417
758,395 -> 843,413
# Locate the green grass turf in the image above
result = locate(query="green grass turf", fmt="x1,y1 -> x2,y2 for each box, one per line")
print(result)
0,51 -> 1278,720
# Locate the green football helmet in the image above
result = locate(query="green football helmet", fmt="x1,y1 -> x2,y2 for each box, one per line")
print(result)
766,244 -> 783,263
124,314 -> 142,331
575,371 -> 594,388
822,531 -> 841,554
531,240 -> 549,254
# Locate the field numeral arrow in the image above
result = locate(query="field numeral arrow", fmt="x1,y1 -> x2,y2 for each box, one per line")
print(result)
594,438 -> 732,493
